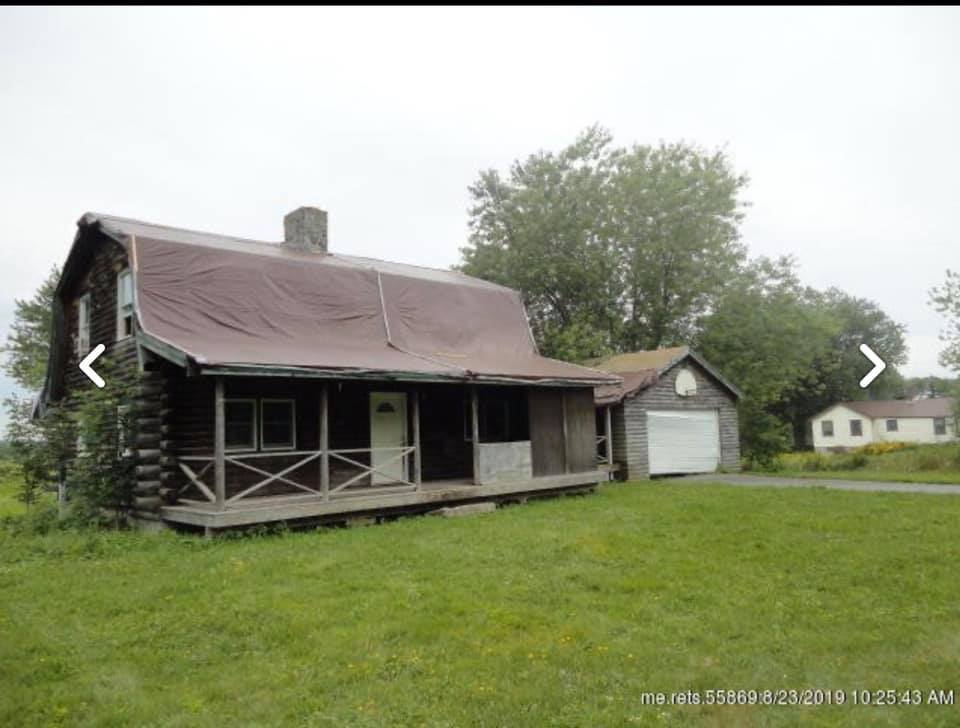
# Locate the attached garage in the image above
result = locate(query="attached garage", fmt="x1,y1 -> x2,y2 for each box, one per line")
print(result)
591,347 -> 741,480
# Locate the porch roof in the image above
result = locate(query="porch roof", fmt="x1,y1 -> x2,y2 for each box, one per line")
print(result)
80,213 -> 618,386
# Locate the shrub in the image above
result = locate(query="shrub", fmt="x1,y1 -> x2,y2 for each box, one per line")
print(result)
856,441 -> 906,456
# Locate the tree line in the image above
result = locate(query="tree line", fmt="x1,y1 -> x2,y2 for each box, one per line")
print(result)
459,126 -> 958,462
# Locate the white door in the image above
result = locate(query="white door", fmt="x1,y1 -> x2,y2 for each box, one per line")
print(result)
369,392 -> 408,484
647,409 -> 720,475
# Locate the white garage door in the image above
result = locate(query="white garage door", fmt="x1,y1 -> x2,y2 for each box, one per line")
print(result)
647,409 -> 720,475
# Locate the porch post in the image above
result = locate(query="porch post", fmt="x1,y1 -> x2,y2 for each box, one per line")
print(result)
604,405 -> 613,466
412,389 -> 422,488
471,386 -> 481,485
320,383 -> 330,501
561,390 -> 570,473
214,376 -> 226,510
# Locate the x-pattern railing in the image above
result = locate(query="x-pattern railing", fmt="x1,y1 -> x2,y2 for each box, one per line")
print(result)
178,446 -> 416,507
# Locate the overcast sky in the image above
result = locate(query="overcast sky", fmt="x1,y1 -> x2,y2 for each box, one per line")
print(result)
1,7 -> 958,431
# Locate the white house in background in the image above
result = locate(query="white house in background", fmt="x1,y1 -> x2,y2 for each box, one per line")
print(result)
810,398 -> 957,452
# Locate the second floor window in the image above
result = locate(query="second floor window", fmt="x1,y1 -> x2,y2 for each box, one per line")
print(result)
117,269 -> 134,339
77,292 -> 91,356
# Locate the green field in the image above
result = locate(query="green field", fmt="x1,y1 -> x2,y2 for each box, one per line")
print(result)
1,476 -> 959,727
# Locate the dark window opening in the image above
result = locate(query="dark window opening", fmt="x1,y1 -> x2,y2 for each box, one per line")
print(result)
464,388 -> 530,443
261,399 -> 295,450
886,419 -> 898,432
225,400 -> 257,451
849,419 -> 862,437
821,420 -> 834,437
934,417 -> 947,436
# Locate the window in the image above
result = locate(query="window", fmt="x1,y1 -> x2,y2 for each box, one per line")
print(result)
886,419 -> 898,432
850,419 -> 863,437
934,417 -> 947,436
117,405 -> 133,458
464,388 -> 529,443
116,269 -> 134,340
225,399 -> 257,451
821,420 -> 834,437
77,293 -> 91,356
261,399 -> 296,450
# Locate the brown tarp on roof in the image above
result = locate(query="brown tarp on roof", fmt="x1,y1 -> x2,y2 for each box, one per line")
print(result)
84,214 -> 615,385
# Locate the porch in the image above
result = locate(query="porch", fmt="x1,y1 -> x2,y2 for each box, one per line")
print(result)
157,375 -> 610,530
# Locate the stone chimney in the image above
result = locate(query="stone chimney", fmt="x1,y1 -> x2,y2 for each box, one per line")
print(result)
283,206 -> 328,253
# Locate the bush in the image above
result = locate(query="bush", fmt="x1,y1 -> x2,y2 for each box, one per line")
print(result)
855,441 -> 914,456
0,500 -> 61,536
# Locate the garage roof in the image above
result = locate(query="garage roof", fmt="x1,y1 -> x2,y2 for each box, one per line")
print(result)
590,346 -> 742,405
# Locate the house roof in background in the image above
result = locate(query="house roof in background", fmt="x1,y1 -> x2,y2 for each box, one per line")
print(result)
65,213 -> 620,386
828,398 -> 956,419
589,346 -> 742,404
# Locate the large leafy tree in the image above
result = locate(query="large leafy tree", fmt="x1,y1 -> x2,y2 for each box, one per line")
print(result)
2,265 -> 60,391
613,143 -> 748,350
460,126 -> 623,361
459,127 -> 747,359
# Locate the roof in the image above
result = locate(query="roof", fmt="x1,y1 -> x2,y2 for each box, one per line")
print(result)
594,370 -> 659,406
589,345 -> 742,405
585,346 -> 690,373
66,212 -> 618,387
821,398 -> 956,419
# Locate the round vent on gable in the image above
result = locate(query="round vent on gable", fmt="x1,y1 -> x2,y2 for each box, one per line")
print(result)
675,368 -> 698,397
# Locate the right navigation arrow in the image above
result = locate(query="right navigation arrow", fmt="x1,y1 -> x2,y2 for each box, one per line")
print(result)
858,343 -> 886,389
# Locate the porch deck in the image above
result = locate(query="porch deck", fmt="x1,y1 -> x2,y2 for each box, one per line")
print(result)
160,470 -> 605,529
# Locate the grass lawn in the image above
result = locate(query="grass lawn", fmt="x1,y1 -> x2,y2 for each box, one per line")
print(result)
766,470 -> 960,485
2,481 -> 959,727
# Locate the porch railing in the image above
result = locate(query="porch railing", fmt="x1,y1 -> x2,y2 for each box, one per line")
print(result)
177,446 -> 417,507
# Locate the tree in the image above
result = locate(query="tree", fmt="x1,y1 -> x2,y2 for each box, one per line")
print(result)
776,288 -> 908,446
2,265 -> 60,391
613,143 -> 748,350
459,127 -> 748,359
930,269 -> 960,373
695,256 -> 836,463
460,126 -> 623,361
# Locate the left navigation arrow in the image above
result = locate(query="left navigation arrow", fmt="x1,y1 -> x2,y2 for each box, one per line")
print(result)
79,344 -> 106,388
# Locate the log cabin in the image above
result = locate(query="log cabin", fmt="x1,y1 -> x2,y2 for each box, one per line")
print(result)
37,208 -> 620,532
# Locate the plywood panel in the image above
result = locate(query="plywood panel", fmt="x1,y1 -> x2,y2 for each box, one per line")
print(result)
564,388 -> 597,473
528,388 -> 565,476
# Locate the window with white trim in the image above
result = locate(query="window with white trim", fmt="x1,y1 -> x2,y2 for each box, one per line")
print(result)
77,292 -> 91,356
849,419 -> 863,437
225,399 -> 257,451
116,269 -> 134,340
821,420 -> 834,437
261,399 -> 296,450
